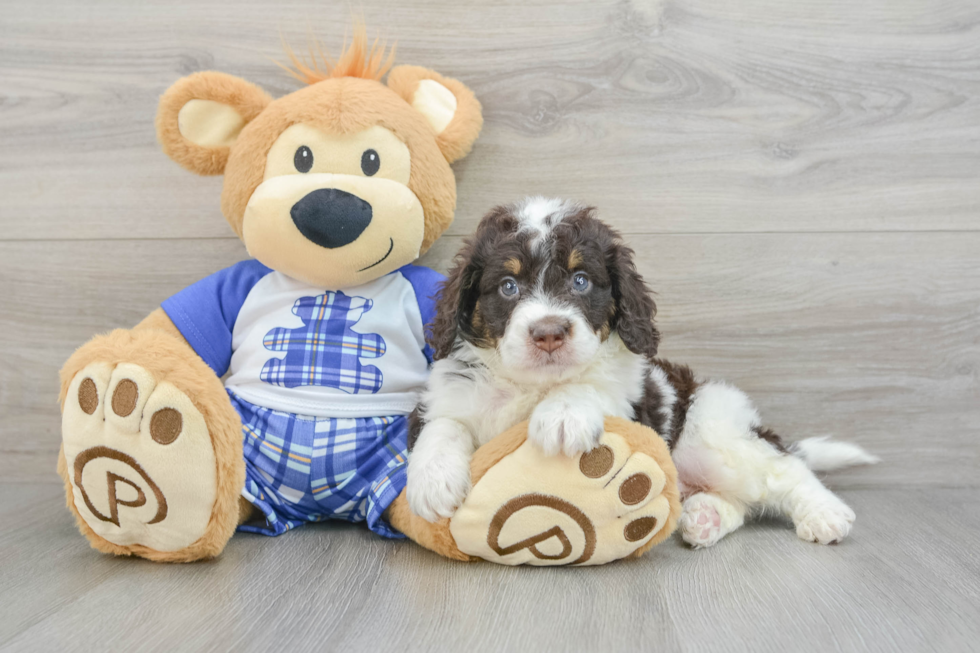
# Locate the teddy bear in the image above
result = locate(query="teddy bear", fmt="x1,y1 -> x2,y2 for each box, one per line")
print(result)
57,27 -> 680,565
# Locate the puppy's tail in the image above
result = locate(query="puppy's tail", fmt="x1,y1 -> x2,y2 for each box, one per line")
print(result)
789,436 -> 880,472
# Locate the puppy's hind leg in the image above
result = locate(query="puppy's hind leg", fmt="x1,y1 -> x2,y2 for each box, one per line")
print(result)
679,492 -> 746,548
671,381 -> 769,548
673,380 -> 830,547
679,379 -> 871,545
764,456 -> 857,545
777,436 -> 877,543
673,380 -> 873,546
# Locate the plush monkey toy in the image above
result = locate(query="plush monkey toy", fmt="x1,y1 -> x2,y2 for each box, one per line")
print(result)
58,28 -> 680,565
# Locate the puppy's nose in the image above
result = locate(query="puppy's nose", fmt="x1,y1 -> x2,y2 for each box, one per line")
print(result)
290,188 -> 372,249
530,317 -> 571,353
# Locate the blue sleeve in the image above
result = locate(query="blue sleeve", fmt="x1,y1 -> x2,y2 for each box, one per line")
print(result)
161,259 -> 272,376
399,264 -> 446,364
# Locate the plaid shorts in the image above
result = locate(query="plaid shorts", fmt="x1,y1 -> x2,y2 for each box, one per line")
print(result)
230,391 -> 408,539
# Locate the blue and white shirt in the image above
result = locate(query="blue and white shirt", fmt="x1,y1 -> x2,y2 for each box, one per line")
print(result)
162,261 -> 443,418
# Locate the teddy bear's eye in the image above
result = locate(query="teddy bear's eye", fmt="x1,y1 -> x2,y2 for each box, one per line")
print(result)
361,149 -> 380,176
294,146 -> 313,173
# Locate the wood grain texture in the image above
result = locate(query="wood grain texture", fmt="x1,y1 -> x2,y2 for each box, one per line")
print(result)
1,0 -> 979,239
2,233 -> 977,487
1,0 -> 979,649
1,485 -> 978,652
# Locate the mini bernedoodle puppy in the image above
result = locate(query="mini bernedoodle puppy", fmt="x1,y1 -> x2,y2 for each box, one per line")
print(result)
407,198 -> 877,547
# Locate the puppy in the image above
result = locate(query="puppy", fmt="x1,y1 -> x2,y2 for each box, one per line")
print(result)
407,198 -> 877,547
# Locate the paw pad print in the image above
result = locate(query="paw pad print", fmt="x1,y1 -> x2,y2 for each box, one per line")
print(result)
450,430 -> 675,566
77,376 -> 182,445
261,291 -> 386,394
578,444 -> 662,542
62,362 -> 218,551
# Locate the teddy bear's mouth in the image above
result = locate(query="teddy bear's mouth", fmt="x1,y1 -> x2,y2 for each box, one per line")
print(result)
358,237 -> 394,272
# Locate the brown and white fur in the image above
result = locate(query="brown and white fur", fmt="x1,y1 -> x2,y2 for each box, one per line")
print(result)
407,198 -> 878,547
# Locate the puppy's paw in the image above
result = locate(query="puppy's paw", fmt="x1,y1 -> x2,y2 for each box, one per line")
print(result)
795,501 -> 856,545
679,497 -> 723,548
528,400 -> 604,457
678,493 -> 744,549
407,451 -> 471,523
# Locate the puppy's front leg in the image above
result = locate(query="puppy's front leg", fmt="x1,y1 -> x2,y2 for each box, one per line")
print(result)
407,418 -> 475,522
529,384 -> 606,457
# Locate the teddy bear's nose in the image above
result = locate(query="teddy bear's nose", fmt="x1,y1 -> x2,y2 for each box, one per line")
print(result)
290,188 -> 373,249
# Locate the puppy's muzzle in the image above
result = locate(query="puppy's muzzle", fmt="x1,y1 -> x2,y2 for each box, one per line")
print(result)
530,317 -> 571,354
290,188 -> 373,249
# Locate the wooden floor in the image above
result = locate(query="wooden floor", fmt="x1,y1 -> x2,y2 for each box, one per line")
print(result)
1,0 -> 978,650
2,484 -> 979,652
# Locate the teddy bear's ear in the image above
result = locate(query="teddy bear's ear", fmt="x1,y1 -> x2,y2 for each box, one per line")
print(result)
156,71 -> 272,176
387,65 -> 483,164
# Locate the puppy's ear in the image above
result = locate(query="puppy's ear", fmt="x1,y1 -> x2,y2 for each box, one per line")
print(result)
429,206 -> 516,359
430,239 -> 483,360
608,240 -> 660,357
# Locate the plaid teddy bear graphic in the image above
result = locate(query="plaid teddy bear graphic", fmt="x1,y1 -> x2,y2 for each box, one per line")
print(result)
260,291 -> 386,394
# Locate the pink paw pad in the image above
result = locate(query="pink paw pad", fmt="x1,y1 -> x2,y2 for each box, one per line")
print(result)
680,499 -> 724,547
695,506 -> 721,539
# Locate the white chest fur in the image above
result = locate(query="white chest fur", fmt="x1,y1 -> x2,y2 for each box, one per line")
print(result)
422,335 -> 648,446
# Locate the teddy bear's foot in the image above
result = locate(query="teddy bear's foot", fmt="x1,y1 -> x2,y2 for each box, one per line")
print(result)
59,327 -> 244,562
448,417 -> 680,566
63,362 -> 217,556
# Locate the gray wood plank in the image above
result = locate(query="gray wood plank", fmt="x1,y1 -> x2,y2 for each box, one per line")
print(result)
1,0 -> 979,240
1,485 -> 977,652
2,0 -> 979,650
2,232 -> 977,487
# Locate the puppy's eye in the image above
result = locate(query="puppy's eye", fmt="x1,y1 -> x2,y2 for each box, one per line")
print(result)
294,146 -> 313,173
499,277 -> 520,298
361,149 -> 380,176
572,272 -> 591,292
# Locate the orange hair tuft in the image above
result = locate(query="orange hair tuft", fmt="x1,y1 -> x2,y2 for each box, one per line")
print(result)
279,22 -> 396,84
